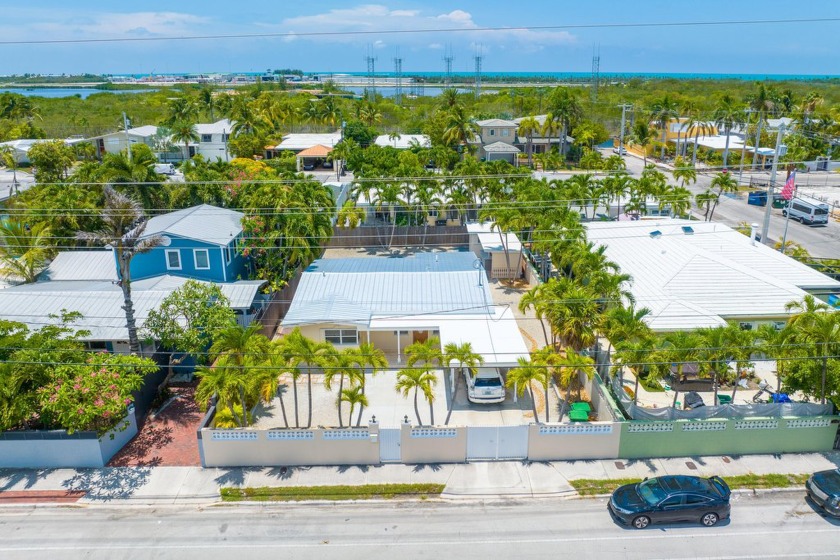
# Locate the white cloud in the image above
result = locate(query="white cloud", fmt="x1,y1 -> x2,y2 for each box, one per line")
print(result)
31,11 -> 209,38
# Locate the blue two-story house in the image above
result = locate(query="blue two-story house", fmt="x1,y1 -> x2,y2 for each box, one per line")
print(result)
130,204 -> 249,283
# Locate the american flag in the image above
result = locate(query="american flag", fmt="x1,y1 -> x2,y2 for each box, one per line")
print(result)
781,171 -> 796,200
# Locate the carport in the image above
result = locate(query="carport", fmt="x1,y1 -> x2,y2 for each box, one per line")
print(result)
296,144 -> 333,171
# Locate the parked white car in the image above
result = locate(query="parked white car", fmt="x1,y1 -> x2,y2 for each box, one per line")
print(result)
466,367 -> 506,404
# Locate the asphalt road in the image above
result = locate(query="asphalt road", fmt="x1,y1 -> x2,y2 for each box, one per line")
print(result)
0,492 -> 837,560
616,153 -> 840,259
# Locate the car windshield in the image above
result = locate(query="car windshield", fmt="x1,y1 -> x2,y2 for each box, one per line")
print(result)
637,479 -> 668,506
474,377 -> 501,387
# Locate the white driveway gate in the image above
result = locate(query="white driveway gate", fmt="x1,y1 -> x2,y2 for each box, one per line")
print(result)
379,428 -> 402,462
466,426 -> 529,461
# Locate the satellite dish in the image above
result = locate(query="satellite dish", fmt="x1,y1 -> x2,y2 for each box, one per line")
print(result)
159,235 -> 171,247
473,259 -> 482,270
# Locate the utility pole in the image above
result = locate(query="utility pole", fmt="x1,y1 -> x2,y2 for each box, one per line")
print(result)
618,104 -> 631,152
122,112 -> 132,163
738,108 -> 754,186
760,123 -> 785,244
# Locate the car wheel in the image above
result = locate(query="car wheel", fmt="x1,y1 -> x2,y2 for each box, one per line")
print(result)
632,515 -> 651,529
701,512 -> 719,527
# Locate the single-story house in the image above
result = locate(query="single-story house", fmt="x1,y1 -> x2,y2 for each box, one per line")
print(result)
482,141 -> 521,165
0,138 -> 88,164
280,251 -> 530,368
467,222 -> 524,280
585,219 -> 840,332
0,266 -> 266,352
296,144 -> 333,172
373,134 -> 431,149
131,204 -> 249,284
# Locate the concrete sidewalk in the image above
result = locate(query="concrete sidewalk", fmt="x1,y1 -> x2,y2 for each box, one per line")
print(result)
2,451 -> 838,505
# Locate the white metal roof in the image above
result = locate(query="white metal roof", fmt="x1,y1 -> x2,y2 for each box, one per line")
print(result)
373,134 -> 431,149
483,141 -> 521,153
466,222 -> 522,253
585,219 -> 840,331
0,275 -> 265,341
143,204 -> 243,245
195,119 -> 233,135
282,252 -> 493,327
476,118 -> 517,127
369,306 -> 530,368
39,251 -> 117,282
275,132 -> 342,151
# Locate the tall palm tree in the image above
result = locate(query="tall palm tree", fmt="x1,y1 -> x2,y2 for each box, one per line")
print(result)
649,95 -> 680,161
786,299 -> 840,404
671,156 -> 697,188
712,94 -> 745,170
547,88 -> 583,157
76,187 -> 162,354
170,120 -> 200,161
442,342 -> 484,425
395,367 -> 438,426
601,304 -> 652,373
442,104 -> 479,155
506,355 -> 547,422
660,331 -> 701,408
0,219 -> 53,283
746,84 -> 777,169
352,342 -> 387,427
667,186 -> 693,218
629,121 -> 656,166
708,171 -> 738,221
556,348 -> 596,420
281,328 -> 335,428
614,338 -> 655,405
517,116 -> 541,168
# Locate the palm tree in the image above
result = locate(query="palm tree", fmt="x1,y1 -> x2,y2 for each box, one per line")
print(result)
660,331 -> 701,408
786,298 -> 840,404
746,84 -> 777,169
629,121 -> 656,166
329,138 -> 357,180
170,120 -> 200,162
518,116 -> 541,168
667,186 -> 693,218
712,94 -> 745,169
708,171 -> 738,221
685,117 -> 715,167
282,328 -> 335,428
442,104 -> 479,155
340,384 -> 368,427
395,367 -> 438,426
547,88 -> 583,157
671,156 -> 697,188
556,348 -> 596,419
649,95 -> 680,160
76,187 -> 162,354
506,356 -> 547,422
614,338 -> 655,405
352,342 -> 387,427
0,219 -> 53,283
442,342 -> 484,425
0,146 -> 19,194
264,339 -> 291,428
601,304 -> 652,375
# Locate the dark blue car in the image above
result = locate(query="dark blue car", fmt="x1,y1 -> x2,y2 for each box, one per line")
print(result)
806,469 -> 840,517
609,475 -> 731,529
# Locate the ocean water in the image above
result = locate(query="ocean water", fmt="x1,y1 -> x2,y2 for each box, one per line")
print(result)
0,88 -> 154,99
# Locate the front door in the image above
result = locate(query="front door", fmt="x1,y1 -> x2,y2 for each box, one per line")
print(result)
412,331 -> 428,344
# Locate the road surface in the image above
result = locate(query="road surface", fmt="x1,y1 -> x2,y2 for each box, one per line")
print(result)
0,492 -> 837,559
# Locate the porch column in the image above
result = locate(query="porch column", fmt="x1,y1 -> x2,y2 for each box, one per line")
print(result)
396,330 -> 402,364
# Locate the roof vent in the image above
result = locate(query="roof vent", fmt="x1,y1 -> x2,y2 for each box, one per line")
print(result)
681,226 -> 694,235
649,230 -> 662,239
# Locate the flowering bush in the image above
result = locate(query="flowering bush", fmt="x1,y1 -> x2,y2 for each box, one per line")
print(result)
38,352 -> 156,436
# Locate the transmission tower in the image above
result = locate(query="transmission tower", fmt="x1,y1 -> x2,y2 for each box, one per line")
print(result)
473,51 -> 483,100
394,49 -> 403,105
443,45 -> 454,88
365,50 -> 377,102
590,44 -> 600,104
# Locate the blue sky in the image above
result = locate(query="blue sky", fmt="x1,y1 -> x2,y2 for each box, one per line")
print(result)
1,1 -> 838,75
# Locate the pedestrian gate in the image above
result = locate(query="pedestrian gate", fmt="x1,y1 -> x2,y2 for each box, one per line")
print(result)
466,426 -> 529,461
379,428 -> 401,462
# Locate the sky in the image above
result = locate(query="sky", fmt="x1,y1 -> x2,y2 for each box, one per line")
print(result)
1,1 -> 839,76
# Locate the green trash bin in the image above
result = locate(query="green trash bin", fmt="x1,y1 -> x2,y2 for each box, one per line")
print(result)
569,409 -> 589,422
717,394 -> 732,405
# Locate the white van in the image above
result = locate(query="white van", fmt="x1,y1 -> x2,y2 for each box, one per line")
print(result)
466,367 -> 506,404
783,197 -> 830,225
154,163 -> 176,175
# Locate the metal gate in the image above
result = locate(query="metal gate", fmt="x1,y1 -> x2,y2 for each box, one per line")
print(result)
379,428 -> 402,462
466,426 -> 529,461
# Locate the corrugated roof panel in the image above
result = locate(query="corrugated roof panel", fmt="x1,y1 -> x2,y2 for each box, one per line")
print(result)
39,251 -> 117,282
143,204 -> 243,246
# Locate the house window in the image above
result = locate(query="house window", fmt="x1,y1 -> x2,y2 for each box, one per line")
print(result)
201,134 -> 212,143
194,249 -> 210,270
222,133 -> 229,142
502,129 -> 509,137
739,322 -> 754,331
324,329 -> 358,345
165,249 -> 182,270
773,321 -> 786,331
225,245 -> 232,264
489,129 -> 495,136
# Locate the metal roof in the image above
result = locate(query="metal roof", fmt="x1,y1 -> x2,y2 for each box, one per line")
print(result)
483,141 -> 521,153
39,251 -> 117,282
476,119 -> 517,127
586,219 -> 840,331
143,204 -> 243,246
0,276 -> 265,342
282,252 -> 493,327
195,119 -> 233,135
466,222 -> 522,253
373,134 -> 431,149
275,132 -> 342,151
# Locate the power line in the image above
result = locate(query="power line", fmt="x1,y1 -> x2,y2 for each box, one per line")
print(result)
1,18 -> 838,45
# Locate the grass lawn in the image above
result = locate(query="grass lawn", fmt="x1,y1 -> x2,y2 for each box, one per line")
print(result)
220,483 -> 446,502
570,473 -> 810,496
